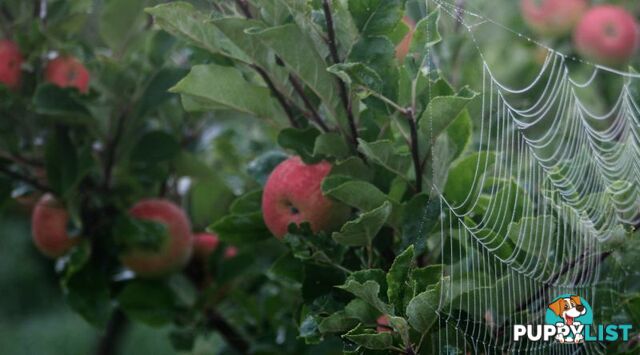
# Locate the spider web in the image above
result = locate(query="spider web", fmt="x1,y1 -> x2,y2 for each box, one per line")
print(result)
424,0 -> 639,353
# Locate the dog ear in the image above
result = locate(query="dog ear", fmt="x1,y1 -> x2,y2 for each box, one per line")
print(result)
570,295 -> 581,306
548,299 -> 564,316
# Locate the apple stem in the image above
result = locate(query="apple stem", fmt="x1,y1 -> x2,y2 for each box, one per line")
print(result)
322,0 -> 364,159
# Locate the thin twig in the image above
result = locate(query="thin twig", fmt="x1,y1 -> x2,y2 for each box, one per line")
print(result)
288,75 -> 330,132
405,109 -> 422,193
322,0 -> 361,152
0,165 -> 52,193
251,65 -> 300,128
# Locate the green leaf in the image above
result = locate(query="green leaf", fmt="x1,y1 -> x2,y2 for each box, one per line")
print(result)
318,311 -> 359,333
277,127 -> 322,163
327,63 -> 383,93
113,216 -> 169,253
413,265 -> 443,293
406,280 -> 442,333
446,110 -> 472,161
284,224 -> 347,266
349,37 -> 398,99
410,10 -> 441,54
358,139 -> 412,179
146,3 -> 250,62
62,262 -> 112,327
100,0 -> 145,51
418,94 -> 477,144
33,84 -> 91,122
188,179 -> 235,229
268,252 -> 304,288
170,64 -> 286,121
401,193 -> 439,255
136,68 -> 188,117
117,280 -> 176,327
246,150 -> 288,185
322,175 -> 387,211
329,157 -> 373,181
344,323 -> 393,350
130,131 -> 180,164
387,246 -> 414,315
348,0 -> 406,37
210,212 -> 271,245
45,129 -> 78,195
314,132 -> 350,159
338,280 -> 392,314
345,299 -> 379,324
249,24 -> 341,119
332,201 -> 392,247
444,152 -> 496,209
230,189 -> 263,215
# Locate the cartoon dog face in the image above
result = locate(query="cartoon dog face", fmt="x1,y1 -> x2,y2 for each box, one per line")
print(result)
548,295 -> 586,325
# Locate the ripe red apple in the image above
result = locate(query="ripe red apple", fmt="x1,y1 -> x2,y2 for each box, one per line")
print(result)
31,194 -> 79,258
261,156 -> 350,239
193,232 -> 220,260
44,56 -> 90,93
396,16 -> 415,62
521,0 -> 588,37
376,315 -> 392,333
0,40 -> 23,90
574,5 -> 639,66
120,199 -> 193,278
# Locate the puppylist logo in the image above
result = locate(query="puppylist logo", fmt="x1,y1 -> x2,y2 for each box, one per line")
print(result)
513,294 -> 633,343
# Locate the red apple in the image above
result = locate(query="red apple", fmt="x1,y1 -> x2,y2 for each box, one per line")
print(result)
574,5 -> 639,66
31,194 -> 79,258
396,16 -> 415,62
0,40 -> 23,90
376,315 -> 392,333
193,232 -> 220,260
120,199 -> 193,278
261,156 -> 350,239
521,0 -> 588,37
44,56 -> 90,93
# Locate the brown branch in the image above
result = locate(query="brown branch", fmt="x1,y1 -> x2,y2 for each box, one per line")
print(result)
322,0 -> 361,153
288,75 -> 330,132
234,0 -> 252,19
0,165 -> 52,193
204,309 -> 250,353
95,309 -> 128,355
251,65 -> 300,128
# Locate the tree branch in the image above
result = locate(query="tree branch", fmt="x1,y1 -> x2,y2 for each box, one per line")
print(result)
405,109 -> 422,193
322,0 -> 361,152
288,75 -> 330,132
95,309 -> 128,355
251,64 -> 300,128
204,309 -> 250,353
0,165 -> 52,193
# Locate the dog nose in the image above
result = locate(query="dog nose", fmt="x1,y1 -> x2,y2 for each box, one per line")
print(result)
576,305 -> 585,312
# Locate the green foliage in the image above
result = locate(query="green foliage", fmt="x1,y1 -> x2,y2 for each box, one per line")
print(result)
2,0 -> 638,354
